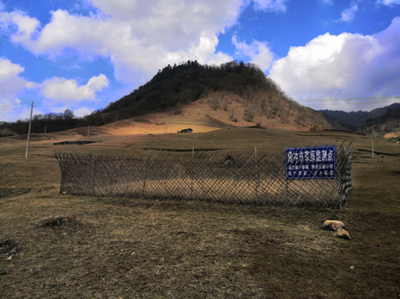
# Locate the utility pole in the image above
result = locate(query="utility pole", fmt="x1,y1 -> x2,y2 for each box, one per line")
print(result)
164,116 -> 167,134
242,105 -> 246,128
371,130 -> 374,158
44,124 -> 47,134
87,123 -> 90,137
135,125 -> 137,135
116,114 -> 118,123
25,102 -> 34,159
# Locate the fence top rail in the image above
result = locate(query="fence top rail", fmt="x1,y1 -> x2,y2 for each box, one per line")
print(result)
143,148 -> 223,152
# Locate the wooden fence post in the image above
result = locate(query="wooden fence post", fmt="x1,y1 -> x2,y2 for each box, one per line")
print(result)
255,146 -> 258,205
142,150 -> 150,198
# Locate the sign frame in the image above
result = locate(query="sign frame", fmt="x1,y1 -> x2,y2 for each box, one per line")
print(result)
285,145 -> 336,180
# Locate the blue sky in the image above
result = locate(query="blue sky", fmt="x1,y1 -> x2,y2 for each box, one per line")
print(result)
1,0 -> 400,122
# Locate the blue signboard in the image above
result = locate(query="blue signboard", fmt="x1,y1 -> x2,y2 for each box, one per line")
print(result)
285,146 -> 336,180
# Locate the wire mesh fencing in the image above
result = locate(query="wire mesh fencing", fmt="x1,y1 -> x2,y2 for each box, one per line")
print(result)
55,141 -> 353,208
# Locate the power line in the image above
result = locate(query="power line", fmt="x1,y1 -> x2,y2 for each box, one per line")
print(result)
4,96 -> 400,108
3,96 -> 400,106
2,101 -> 398,112
295,98 -> 400,104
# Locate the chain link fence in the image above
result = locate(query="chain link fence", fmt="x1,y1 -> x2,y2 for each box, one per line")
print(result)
55,141 -> 353,208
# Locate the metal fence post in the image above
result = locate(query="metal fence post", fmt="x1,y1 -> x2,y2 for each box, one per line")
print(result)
191,146 -> 194,200
255,146 -> 258,205
142,150 -> 150,198
92,154 -> 96,196
61,153 -> 66,194
285,147 -> 288,202
123,157 -> 126,196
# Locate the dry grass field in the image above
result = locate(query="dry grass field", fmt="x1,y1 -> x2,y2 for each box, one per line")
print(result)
0,127 -> 399,298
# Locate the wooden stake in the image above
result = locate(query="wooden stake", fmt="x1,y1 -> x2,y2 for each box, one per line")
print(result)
25,102 -> 33,159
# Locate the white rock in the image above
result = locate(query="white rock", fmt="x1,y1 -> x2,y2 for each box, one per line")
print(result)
322,220 -> 345,231
337,228 -> 351,240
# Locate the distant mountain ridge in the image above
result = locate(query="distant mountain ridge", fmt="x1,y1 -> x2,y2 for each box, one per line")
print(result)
319,102 -> 400,133
358,104 -> 400,136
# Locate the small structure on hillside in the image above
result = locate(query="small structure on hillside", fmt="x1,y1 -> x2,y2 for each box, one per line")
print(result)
178,128 -> 193,133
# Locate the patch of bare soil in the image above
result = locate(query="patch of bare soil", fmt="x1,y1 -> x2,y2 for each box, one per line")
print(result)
0,188 -> 31,198
37,186 -> 56,193
39,216 -> 84,229
384,131 -> 400,138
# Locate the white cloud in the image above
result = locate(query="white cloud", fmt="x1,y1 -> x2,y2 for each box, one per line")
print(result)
338,2 -> 358,22
0,57 -> 25,92
87,0 -> 139,20
0,0 -> 242,84
321,0 -> 333,5
73,107 -> 92,118
0,10 -> 40,45
0,57 -> 36,121
232,35 -> 274,71
252,0 -> 288,13
47,105 -> 90,118
269,17 -> 400,111
41,74 -> 109,100
376,0 -> 400,6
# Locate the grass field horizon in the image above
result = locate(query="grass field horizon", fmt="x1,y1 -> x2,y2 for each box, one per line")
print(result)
1,126 -> 399,298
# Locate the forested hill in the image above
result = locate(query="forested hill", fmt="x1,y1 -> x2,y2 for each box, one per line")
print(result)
103,60 -> 275,116
0,60 -> 331,136
103,60 -> 330,130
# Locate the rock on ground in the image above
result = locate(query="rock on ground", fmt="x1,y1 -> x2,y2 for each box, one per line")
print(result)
322,220 -> 345,231
337,228 -> 351,240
